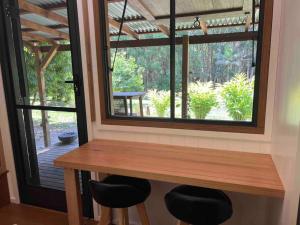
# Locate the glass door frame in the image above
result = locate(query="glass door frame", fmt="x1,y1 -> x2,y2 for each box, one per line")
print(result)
0,0 -> 93,217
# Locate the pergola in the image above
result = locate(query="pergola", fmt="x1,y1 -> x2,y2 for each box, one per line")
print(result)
20,0 -> 259,145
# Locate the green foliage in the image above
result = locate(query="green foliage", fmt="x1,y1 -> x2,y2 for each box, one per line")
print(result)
147,90 -> 170,117
188,82 -> 218,119
221,73 -> 254,121
24,47 -> 74,106
112,52 -> 144,92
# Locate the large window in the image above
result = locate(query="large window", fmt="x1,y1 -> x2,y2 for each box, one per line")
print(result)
96,0 -> 273,133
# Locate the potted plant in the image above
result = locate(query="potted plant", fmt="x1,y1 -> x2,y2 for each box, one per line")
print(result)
147,90 -> 170,117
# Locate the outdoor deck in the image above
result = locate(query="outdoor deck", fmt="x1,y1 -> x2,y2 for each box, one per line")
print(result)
37,141 -> 78,191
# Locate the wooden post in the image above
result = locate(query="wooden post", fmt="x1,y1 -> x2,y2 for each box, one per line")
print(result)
32,45 -> 58,147
64,168 -> 83,225
33,48 -> 50,147
182,35 -> 189,119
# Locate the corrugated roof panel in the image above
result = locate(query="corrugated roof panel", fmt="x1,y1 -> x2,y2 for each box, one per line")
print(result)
57,28 -> 69,34
30,31 -> 57,38
26,0 -> 64,7
108,2 -> 141,20
21,13 -> 60,26
53,8 -> 68,18
127,21 -> 158,33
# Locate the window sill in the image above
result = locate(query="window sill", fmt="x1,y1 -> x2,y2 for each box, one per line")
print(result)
100,117 -> 265,134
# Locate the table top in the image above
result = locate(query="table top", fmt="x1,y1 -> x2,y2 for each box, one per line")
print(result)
113,92 -> 145,97
54,139 -> 284,198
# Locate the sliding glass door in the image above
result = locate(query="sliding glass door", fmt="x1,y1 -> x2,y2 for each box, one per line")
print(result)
0,0 -> 92,216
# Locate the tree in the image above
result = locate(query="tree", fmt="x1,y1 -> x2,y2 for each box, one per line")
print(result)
112,51 -> 144,92
24,47 -> 74,106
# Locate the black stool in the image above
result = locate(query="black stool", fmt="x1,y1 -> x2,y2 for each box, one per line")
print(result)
165,185 -> 233,225
89,175 -> 151,225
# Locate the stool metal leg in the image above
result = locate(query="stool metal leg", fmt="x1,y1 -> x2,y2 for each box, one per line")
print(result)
118,208 -> 129,225
99,206 -> 111,225
136,203 -> 150,225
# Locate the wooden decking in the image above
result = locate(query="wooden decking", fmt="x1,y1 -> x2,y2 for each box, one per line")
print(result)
37,141 -> 78,190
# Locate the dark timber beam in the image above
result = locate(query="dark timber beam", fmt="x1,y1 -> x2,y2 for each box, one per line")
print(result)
182,35 -> 189,119
39,32 -> 258,52
110,32 -> 258,48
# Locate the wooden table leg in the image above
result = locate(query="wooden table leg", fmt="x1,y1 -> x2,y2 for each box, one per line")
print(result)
64,168 -> 83,225
123,97 -> 128,115
129,97 -> 133,116
139,96 -> 143,117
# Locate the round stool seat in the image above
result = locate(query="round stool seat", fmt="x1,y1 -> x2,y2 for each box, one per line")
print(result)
89,175 -> 151,208
165,185 -> 233,225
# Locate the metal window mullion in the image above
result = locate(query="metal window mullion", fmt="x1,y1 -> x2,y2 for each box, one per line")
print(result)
170,0 -> 176,119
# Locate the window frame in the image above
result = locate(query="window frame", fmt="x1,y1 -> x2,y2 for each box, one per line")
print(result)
94,0 -> 273,134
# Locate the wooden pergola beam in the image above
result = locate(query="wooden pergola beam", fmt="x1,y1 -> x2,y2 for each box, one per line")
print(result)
20,2 -> 66,14
21,18 -> 69,40
128,0 -> 170,36
245,15 -> 252,32
39,32 -> 258,52
199,20 -> 208,35
40,44 -> 59,71
110,32 -> 258,48
22,31 -> 58,45
108,17 -> 139,40
19,0 -> 68,26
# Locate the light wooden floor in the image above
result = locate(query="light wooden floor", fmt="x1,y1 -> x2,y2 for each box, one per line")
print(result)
0,204 -> 97,225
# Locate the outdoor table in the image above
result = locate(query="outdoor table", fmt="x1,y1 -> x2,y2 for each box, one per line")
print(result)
113,92 -> 145,116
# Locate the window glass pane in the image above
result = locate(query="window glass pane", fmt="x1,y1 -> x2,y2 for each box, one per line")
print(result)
110,46 -> 170,118
175,0 -> 259,122
22,47 -> 76,108
108,0 -> 171,118
18,109 -> 79,191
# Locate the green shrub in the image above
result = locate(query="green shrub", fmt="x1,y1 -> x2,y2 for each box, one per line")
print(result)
221,73 -> 254,121
189,82 -> 218,119
147,90 -> 170,117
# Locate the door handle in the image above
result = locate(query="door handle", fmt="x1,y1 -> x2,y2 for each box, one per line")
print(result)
65,78 -> 81,96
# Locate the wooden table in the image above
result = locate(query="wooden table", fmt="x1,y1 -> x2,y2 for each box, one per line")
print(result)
113,92 -> 145,116
54,139 -> 284,225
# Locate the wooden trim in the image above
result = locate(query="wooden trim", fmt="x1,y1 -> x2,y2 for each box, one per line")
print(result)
101,118 -> 264,134
93,0 -> 108,121
18,0 -> 68,26
82,0 -> 96,122
255,0 -> 274,132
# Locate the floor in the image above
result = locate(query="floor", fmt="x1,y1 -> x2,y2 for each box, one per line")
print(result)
0,204 -> 97,225
37,140 -> 78,190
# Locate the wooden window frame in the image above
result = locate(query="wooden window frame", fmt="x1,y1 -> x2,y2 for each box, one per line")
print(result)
94,0 -> 273,134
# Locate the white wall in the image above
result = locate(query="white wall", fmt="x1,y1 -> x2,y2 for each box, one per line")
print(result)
270,0 -> 300,223
77,0 -> 286,224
